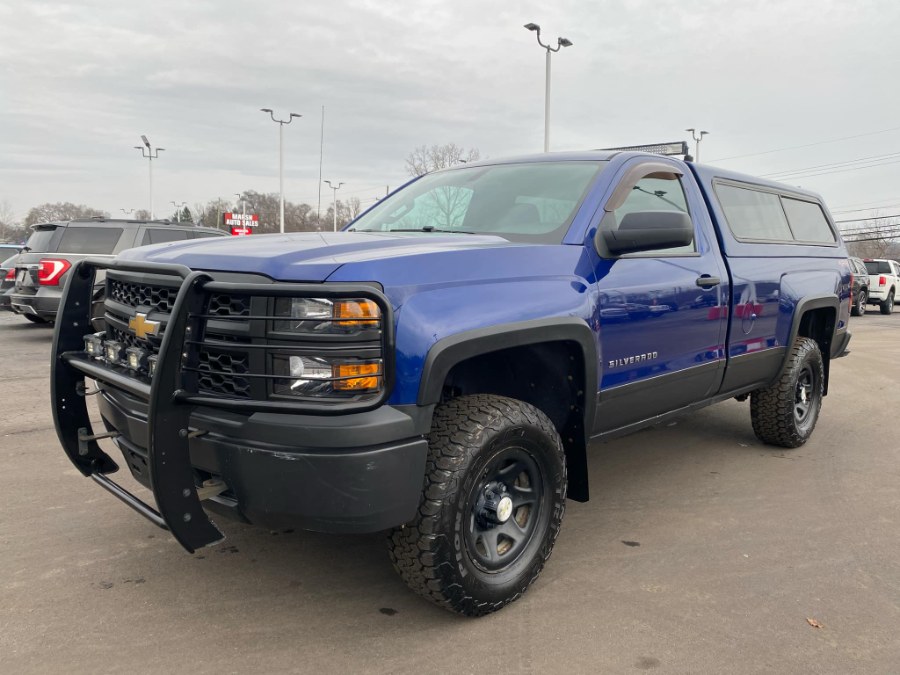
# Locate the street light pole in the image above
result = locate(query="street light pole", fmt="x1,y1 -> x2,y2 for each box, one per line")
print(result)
234,193 -> 247,217
524,23 -> 573,153
686,128 -> 709,162
170,201 -> 187,222
324,180 -> 344,232
260,109 -> 301,233
134,135 -> 165,219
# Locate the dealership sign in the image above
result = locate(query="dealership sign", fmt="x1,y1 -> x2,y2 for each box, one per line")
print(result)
223,212 -> 258,236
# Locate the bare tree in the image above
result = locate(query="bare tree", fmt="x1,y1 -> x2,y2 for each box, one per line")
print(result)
0,200 -> 26,242
23,202 -> 108,227
133,209 -> 152,221
405,143 -> 481,177
843,216 -> 899,258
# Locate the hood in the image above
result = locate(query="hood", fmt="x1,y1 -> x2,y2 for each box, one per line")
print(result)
118,231 -> 515,282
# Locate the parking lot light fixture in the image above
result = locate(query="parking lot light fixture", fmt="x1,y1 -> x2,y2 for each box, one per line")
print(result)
261,109 -> 302,233
324,180 -> 344,232
524,22 -> 573,153
134,137 -> 165,219
686,128 -> 709,162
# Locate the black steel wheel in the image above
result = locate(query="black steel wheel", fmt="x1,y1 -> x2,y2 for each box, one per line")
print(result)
750,337 -> 824,448
388,394 -> 566,616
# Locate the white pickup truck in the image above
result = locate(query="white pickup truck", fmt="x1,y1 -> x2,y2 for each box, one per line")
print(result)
864,258 -> 900,314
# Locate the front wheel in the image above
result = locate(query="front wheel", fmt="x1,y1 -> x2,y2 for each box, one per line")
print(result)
388,394 -> 567,617
750,337 -> 824,448
880,290 -> 894,315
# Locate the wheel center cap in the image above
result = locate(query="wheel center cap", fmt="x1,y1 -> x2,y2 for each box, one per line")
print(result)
496,496 -> 513,523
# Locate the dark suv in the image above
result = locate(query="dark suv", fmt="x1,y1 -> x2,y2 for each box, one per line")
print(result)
848,256 -> 870,316
10,219 -> 226,323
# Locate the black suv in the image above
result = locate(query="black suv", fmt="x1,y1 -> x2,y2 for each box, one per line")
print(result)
10,219 -> 226,323
849,256 -> 870,317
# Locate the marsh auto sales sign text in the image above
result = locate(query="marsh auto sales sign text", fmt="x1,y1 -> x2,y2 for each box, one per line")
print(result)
223,213 -> 259,228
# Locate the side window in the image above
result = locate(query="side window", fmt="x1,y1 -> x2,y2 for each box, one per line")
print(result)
141,229 -> 190,246
716,184 -> 794,241
56,227 -> 124,254
192,230 -> 224,239
611,175 -> 695,254
781,198 -> 835,243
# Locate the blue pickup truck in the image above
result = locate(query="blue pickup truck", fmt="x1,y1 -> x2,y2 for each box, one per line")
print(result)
52,151 -> 851,616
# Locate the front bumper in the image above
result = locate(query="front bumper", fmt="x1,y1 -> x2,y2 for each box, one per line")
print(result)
52,258 -> 418,553
98,386 -> 429,533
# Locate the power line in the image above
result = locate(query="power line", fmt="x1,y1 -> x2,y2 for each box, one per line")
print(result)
708,125 -> 900,163
762,151 -> 900,179
831,201 -> 900,215
834,212 -> 900,225
768,157 -> 900,181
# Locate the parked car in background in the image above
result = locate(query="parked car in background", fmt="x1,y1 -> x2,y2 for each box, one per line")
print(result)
863,258 -> 900,315
849,256 -> 870,316
0,243 -> 22,258
1,254 -> 18,312
10,219 -> 226,324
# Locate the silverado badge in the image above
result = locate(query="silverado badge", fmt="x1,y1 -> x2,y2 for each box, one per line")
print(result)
128,313 -> 160,339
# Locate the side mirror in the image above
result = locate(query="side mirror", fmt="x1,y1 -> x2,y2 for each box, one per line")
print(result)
602,210 -> 694,255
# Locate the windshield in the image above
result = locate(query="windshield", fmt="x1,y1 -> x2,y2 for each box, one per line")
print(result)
349,161 -> 607,244
864,260 -> 893,274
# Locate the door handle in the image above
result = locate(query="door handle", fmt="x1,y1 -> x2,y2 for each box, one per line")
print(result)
696,275 -> 721,288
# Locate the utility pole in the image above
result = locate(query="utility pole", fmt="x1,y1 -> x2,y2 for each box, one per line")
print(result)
686,128 -> 709,162
324,180 -> 344,232
524,23 -> 573,153
260,109 -> 301,233
133,135 -> 165,219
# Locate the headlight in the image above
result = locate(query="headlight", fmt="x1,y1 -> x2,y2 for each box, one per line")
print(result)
272,354 -> 382,397
274,297 -> 381,334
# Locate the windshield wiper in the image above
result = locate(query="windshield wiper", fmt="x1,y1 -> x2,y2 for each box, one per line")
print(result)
354,226 -> 476,234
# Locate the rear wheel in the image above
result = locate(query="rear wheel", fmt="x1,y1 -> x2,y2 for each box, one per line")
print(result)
851,289 -> 866,316
750,337 -> 824,448
880,290 -> 894,315
388,394 -> 566,616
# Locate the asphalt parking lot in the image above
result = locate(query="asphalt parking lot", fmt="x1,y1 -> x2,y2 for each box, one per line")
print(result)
2,311 -> 899,674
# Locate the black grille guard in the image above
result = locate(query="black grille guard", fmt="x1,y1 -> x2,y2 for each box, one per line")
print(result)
51,257 -> 394,553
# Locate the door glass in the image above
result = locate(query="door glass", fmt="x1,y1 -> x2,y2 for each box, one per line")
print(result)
611,175 -> 694,254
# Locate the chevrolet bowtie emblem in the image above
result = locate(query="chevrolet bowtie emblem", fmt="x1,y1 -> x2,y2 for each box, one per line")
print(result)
128,313 -> 160,339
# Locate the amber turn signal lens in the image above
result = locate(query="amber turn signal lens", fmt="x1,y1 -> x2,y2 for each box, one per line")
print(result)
334,299 -> 380,326
333,362 -> 381,391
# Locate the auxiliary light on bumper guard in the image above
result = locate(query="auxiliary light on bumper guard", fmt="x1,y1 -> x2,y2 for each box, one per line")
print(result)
52,259 -> 225,552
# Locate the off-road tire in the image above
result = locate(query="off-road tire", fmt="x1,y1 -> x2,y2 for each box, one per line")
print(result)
388,394 -> 566,617
880,290 -> 894,315
851,289 -> 866,317
750,337 -> 824,448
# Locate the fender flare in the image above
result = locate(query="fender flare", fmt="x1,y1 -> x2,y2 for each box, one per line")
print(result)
416,317 -> 598,501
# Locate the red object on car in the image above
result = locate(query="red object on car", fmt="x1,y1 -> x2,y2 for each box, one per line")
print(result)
38,258 -> 72,286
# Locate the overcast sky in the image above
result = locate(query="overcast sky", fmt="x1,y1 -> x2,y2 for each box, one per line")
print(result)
2,0 -> 900,225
